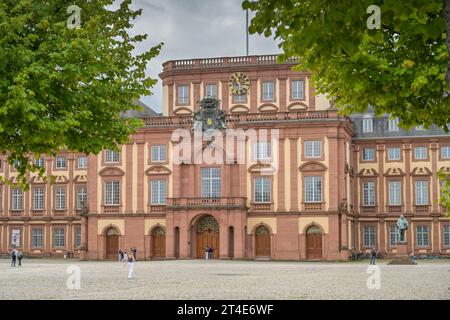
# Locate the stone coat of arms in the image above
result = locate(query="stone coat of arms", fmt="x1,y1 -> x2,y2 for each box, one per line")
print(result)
192,97 -> 227,141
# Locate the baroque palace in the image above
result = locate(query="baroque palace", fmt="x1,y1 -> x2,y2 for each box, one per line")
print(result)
1,54 -> 450,261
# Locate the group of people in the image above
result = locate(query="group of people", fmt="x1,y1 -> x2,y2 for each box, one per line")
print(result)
204,246 -> 214,259
10,248 -> 24,267
118,248 -> 137,279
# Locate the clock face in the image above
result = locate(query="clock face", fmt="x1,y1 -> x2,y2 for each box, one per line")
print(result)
228,72 -> 250,95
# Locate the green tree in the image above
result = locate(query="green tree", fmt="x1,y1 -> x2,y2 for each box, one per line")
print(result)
243,0 -> 450,213
0,0 -> 161,189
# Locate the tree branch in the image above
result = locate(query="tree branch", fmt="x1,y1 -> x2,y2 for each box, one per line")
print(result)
445,0 -> 450,88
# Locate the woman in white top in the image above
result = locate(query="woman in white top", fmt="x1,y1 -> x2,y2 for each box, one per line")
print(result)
127,251 -> 135,279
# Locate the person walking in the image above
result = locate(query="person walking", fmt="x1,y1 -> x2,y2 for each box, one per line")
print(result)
17,250 -> 23,267
370,247 -> 377,265
118,249 -> 123,262
132,247 -> 137,261
123,250 -> 128,266
11,248 -> 17,267
127,250 -> 136,279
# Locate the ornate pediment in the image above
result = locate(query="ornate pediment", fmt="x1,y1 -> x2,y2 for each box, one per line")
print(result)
229,105 -> 249,113
258,103 -> 278,113
173,107 -> 193,115
248,163 -> 276,174
299,161 -> 328,172
74,175 -> 88,183
439,166 -> 450,173
287,102 -> 308,111
29,176 -> 47,184
98,167 -> 125,177
54,175 -> 69,183
384,168 -> 405,177
145,165 -> 171,175
358,168 -> 378,177
411,167 -> 432,176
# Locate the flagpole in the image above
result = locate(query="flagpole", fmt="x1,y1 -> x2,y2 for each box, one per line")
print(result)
246,9 -> 249,56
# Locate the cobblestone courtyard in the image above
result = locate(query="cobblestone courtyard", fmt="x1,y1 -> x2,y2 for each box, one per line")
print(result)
1,258 -> 449,300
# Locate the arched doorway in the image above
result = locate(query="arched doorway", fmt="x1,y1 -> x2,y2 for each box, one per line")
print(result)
105,227 -> 119,260
196,215 -> 220,259
152,227 -> 166,258
174,227 -> 180,259
306,225 -> 323,260
228,226 -> 234,259
255,225 -> 271,258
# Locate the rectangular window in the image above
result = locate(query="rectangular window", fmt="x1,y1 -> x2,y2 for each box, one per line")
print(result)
105,181 -> 120,206
305,176 -> 322,203
75,227 -> 81,248
414,147 -> 428,160
254,177 -> 271,203
362,148 -> 375,161
388,181 -> 401,206
53,228 -> 65,248
362,118 -> 373,133
33,188 -> 44,211
77,156 -> 87,169
151,145 -> 167,162
262,81 -> 274,101
201,168 -> 221,198
363,226 -> 376,247
389,225 -> 398,246
388,118 -> 399,131
387,147 -> 401,160
205,84 -> 217,98
151,180 -> 167,205
177,85 -> 189,104
363,182 -> 376,206
76,186 -> 88,210
55,156 -> 66,169
292,80 -> 304,100
443,225 -> 450,247
416,226 -> 429,247
304,141 -> 322,158
55,187 -> 66,210
32,228 -> 43,248
254,142 -> 271,160
441,146 -> 450,159
415,181 -> 429,205
34,158 -> 45,168
11,188 -> 23,211
104,149 -> 120,164
233,94 -> 246,102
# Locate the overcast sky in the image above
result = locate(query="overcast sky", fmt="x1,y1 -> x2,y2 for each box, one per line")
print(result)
127,0 -> 281,113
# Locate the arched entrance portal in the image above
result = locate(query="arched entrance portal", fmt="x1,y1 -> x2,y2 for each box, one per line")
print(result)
152,227 -> 166,258
196,215 -> 220,259
105,227 -> 119,260
306,225 -> 323,260
255,225 -> 271,257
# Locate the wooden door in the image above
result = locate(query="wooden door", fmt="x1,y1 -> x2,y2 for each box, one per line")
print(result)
152,235 -> 165,258
196,231 -> 219,259
255,234 -> 271,257
106,235 -> 119,260
306,233 -> 322,260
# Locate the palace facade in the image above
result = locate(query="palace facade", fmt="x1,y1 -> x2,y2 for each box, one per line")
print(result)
1,54 -> 450,260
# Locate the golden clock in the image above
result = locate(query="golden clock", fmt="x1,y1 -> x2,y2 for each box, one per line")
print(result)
228,72 -> 250,95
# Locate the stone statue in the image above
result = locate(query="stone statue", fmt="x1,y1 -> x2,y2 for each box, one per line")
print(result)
396,214 -> 409,242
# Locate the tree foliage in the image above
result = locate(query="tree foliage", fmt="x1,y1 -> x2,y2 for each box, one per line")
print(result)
0,0 -> 161,189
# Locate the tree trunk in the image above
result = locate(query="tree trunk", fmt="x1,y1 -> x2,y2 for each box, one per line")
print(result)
445,0 -> 450,88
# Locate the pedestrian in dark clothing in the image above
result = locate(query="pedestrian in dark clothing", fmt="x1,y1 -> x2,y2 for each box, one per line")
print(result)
11,249 -> 17,267
132,248 -> 137,261
208,247 -> 213,259
118,250 -> 124,262
17,250 -> 23,267
370,248 -> 377,265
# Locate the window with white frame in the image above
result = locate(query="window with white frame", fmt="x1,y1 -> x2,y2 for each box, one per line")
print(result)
254,142 -> 271,160
75,227 -> 81,248
205,84 -> 217,98
363,226 -> 376,247
443,225 -> 450,247
415,181 -> 429,205
254,177 -> 271,203
55,156 -> 66,169
33,188 -> 44,211
388,181 -> 401,205
32,228 -> 43,248
414,147 -> 428,160
104,149 -> 120,163
262,81 -> 274,101
233,94 -> 246,102
76,186 -> 87,210
416,226 -> 429,247
11,187 -> 23,211
305,176 -> 322,203
53,228 -> 65,248
177,85 -> 189,104
389,225 -> 398,246
77,156 -> 87,169
304,141 -> 322,158
201,168 -> 221,198
363,181 -> 376,206
292,80 -> 304,99
388,118 -> 399,131
34,157 -> 45,168
151,145 -> 167,162
441,146 -> 450,159
362,148 -> 375,161
387,147 -> 401,160
55,186 -> 66,210
105,181 -> 120,205
362,116 -> 373,133
151,180 -> 167,205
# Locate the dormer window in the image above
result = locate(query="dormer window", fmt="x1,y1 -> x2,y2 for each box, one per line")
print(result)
362,115 -> 373,133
